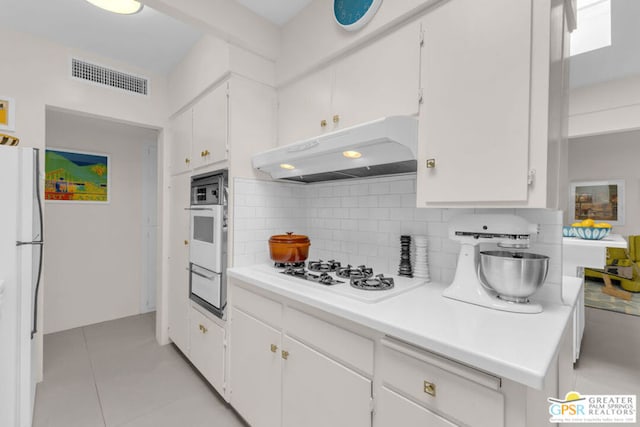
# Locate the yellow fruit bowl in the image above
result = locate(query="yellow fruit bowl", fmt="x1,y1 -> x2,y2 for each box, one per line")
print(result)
571,226 -> 611,240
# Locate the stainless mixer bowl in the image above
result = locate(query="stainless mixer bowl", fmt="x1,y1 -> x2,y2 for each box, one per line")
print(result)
478,251 -> 549,302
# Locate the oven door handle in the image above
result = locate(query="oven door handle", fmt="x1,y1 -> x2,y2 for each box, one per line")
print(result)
190,268 -> 218,280
185,207 -> 215,211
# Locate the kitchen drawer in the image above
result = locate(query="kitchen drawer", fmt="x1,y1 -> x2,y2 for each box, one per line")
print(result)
379,337 -> 504,427
285,307 -> 374,376
376,386 -> 458,427
231,283 -> 282,329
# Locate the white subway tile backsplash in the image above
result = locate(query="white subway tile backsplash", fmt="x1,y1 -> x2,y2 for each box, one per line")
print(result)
233,177 -> 564,288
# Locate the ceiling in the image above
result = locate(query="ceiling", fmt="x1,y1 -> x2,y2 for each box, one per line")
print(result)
236,0 -> 312,26
570,0 -> 640,88
0,0 -> 312,76
0,0 -> 203,75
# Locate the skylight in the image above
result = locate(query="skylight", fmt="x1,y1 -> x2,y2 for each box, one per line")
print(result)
570,0 -> 612,56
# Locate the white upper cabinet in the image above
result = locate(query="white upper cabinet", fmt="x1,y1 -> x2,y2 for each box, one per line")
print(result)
332,21 -> 421,131
277,22 -> 421,146
192,83 -> 229,169
168,109 -> 193,176
277,67 -> 334,145
416,0 -> 568,208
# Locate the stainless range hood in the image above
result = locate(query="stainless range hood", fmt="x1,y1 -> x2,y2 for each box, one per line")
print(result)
252,116 -> 418,183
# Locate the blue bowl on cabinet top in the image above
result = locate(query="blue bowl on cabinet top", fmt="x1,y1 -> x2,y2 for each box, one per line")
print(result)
572,226 -> 611,240
562,226 -> 575,237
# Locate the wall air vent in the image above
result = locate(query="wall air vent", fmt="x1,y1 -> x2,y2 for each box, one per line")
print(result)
71,58 -> 149,95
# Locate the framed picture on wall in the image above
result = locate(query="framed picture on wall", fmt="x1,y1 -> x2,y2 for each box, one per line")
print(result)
0,96 -> 15,132
570,180 -> 624,225
44,149 -> 110,203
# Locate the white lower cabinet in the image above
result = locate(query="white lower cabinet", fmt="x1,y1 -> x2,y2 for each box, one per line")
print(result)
189,306 -> 225,394
229,283 -> 374,427
376,387 -> 457,427
377,337 -> 504,427
282,335 -> 371,427
229,307 -> 282,427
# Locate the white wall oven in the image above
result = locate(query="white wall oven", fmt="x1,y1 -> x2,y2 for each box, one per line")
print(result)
188,171 -> 227,318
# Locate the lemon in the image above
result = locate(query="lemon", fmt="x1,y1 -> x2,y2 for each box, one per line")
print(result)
594,222 -> 612,228
581,219 -> 595,227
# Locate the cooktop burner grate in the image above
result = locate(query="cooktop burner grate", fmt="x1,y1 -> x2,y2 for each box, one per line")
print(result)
307,260 -> 342,272
336,265 -> 374,279
274,262 -> 306,269
350,275 -> 395,291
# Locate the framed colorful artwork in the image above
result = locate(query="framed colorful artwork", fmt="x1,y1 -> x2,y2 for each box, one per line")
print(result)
0,96 -> 16,132
570,179 -> 624,225
44,149 -> 110,203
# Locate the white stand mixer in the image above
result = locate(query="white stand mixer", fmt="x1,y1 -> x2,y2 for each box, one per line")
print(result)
443,214 -> 544,314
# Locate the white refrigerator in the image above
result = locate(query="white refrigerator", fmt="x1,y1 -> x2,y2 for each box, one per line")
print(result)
0,145 -> 43,427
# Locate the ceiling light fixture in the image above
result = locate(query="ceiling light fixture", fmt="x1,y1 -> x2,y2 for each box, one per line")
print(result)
280,163 -> 295,170
343,150 -> 362,159
85,0 -> 144,15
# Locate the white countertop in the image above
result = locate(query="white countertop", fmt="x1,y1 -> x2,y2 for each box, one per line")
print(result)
228,264 -> 577,390
563,234 -> 627,248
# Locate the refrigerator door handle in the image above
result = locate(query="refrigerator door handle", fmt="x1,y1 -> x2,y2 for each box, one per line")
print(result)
31,148 -> 44,339
16,240 -> 43,246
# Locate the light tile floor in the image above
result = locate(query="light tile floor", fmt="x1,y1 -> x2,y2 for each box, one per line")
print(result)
33,313 -> 246,427
34,309 -> 640,427
569,307 -> 640,427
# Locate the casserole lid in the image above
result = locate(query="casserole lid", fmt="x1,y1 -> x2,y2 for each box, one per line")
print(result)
269,232 -> 310,244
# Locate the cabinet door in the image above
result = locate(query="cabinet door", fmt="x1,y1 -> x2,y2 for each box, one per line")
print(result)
167,174 -> 191,354
277,67 -> 334,145
282,335 -> 371,427
229,308 -> 282,427
376,387 -> 458,427
193,84 -> 228,169
417,0 -> 532,204
189,307 -> 225,394
333,21 -> 421,130
169,109 -> 193,175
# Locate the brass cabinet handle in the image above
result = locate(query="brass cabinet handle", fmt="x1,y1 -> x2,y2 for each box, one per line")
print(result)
426,158 -> 436,169
199,324 -> 208,334
270,344 -> 278,353
333,114 -> 340,124
281,350 -> 289,360
424,381 -> 436,396
203,150 -> 210,156
200,151 -> 205,157
185,158 -> 190,164
184,240 -> 189,245
320,119 -> 327,128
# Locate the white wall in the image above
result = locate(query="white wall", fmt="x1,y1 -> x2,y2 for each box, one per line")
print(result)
278,0 -> 441,85
0,26 -> 169,377
569,74 -> 640,137
568,130 -> 640,237
44,110 -> 158,334
233,176 -> 563,289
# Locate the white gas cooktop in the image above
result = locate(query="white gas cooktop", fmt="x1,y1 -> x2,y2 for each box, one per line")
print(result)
251,263 -> 426,303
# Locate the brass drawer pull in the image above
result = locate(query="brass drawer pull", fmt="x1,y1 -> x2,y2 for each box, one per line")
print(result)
203,150 -> 210,156
333,114 -> 340,124
426,158 -> 436,169
185,158 -> 190,164
424,381 -> 436,396
320,119 -> 327,128
184,240 -> 189,245
199,324 -> 208,334
281,350 -> 289,360
270,344 -> 278,353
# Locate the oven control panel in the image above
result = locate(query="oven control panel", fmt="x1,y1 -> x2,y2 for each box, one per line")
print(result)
191,171 -> 227,206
